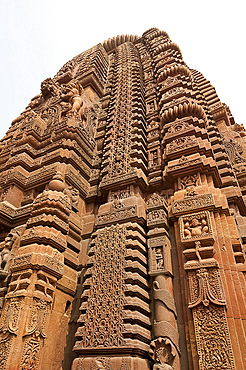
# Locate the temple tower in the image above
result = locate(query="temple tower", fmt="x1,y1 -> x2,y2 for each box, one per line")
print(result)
0,28 -> 245,369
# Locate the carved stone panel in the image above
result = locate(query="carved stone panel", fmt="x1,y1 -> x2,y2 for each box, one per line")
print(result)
79,224 -> 127,348
179,211 -> 213,245
148,237 -> 166,273
172,194 -> 214,215
192,304 -> 235,369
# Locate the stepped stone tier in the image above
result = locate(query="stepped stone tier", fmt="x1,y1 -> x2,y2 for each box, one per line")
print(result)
0,27 -> 246,369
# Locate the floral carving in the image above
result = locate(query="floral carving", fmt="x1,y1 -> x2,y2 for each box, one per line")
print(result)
147,192 -> 167,209
20,336 -> 41,370
102,42 -> 144,181
0,334 -> 13,369
25,298 -> 50,338
0,297 -> 24,334
192,304 -> 235,369
80,225 -> 127,348
188,267 -> 226,308
172,194 -> 214,215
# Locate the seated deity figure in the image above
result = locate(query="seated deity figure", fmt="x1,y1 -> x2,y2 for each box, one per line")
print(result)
184,217 -> 208,238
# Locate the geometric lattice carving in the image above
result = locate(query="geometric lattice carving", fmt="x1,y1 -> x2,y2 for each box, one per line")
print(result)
79,224 -> 127,348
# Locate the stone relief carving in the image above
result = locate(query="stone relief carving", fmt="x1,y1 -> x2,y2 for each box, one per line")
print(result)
166,135 -> 197,155
0,227 -> 23,310
147,192 -> 167,209
0,296 -> 24,335
180,211 -> 212,242
24,298 -> 50,338
41,77 -> 60,100
108,187 -> 131,202
192,304 -> 235,369
20,335 -> 41,370
64,186 -> 79,210
187,267 -> 226,308
79,225 -> 127,348
172,194 -> 214,215
96,205 -> 137,226
74,357 -> 131,370
223,139 -> 245,165
149,337 -> 176,369
147,209 -> 167,227
178,173 -> 200,190
154,247 -> 165,270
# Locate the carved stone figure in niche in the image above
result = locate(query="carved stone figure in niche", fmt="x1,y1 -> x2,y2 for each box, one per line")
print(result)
184,217 -> 209,238
154,247 -> 164,269
0,247 -> 10,272
147,101 -> 155,113
185,186 -> 198,197
179,173 -> 199,190
149,338 -> 175,370
147,192 -> 166,208
64,186 -> 79,209
0,228 -> 23,309
0,228 -> 21,272
150,149 -> 160,167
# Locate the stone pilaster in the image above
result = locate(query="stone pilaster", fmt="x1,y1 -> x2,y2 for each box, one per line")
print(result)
0,172 -> 70,369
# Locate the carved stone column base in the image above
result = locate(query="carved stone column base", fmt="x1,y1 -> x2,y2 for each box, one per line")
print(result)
72,356 -> 150,369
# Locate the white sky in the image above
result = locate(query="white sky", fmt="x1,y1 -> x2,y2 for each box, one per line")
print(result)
0,0 -> 245,139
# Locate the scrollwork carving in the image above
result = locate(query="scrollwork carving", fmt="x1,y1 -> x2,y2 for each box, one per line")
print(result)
192,304 -> 235,369
0,297 -> 24,335
80,224 -> 127,348
172,194 -> 214,215
188,267 -> 226,308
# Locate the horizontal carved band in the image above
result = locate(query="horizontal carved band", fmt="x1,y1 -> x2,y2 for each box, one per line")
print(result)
172,194 -> 214,215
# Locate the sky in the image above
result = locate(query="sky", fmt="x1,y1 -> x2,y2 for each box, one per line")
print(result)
0,0 -> 245,139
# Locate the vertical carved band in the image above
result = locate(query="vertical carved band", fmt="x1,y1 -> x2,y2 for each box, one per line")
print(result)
80,224 -> 127,348
185,262 -> 235,369
192,304 -> 234,369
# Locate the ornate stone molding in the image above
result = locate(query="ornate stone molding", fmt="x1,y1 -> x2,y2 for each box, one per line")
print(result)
172,194 -> 214,215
